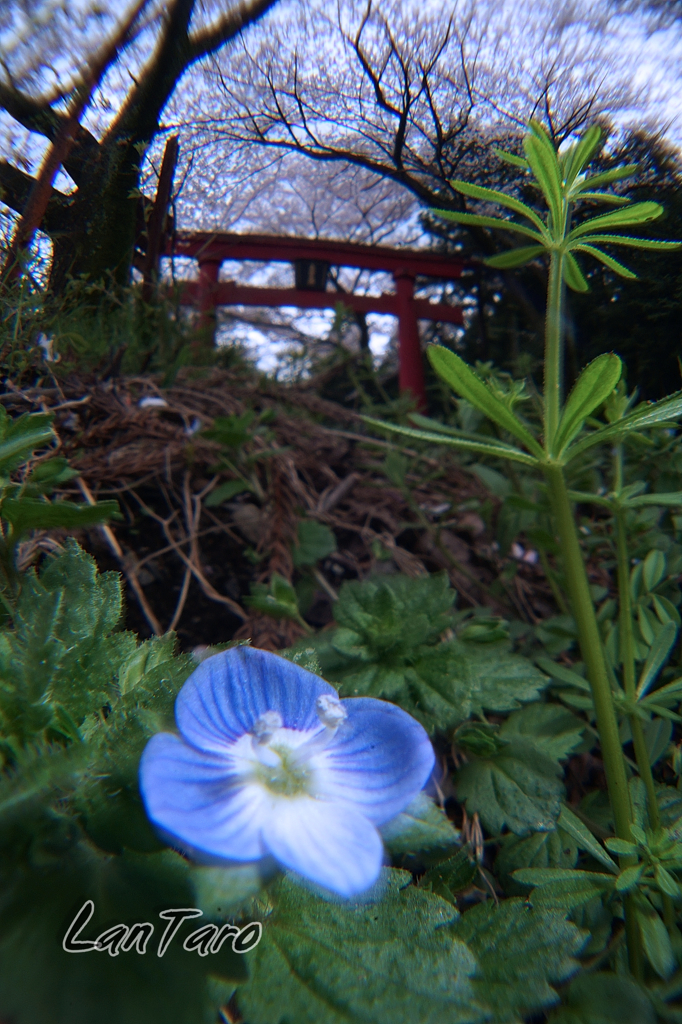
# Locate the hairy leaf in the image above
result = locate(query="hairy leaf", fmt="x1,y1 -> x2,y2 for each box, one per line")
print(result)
426,347 -> 544,456
485,245 -> 546,269
454,704 -> 580,835
549,971 -> 655,1024
380,792 -> 459,856
452,896 -> 585,1022
237,870 -> 488,1024
553,353 -> 622,456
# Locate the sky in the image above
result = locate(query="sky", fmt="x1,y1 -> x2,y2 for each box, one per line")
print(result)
1,0 -> 681,369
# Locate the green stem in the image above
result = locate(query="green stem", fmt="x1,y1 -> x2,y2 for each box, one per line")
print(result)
544,251 -> 564,452
615,499 -> 677,934
544,464 -> 643,976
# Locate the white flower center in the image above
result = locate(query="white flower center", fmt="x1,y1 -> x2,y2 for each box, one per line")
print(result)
243,696 -> 347,798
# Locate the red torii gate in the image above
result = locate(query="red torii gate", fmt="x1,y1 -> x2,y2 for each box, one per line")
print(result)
168,231 -> 466,409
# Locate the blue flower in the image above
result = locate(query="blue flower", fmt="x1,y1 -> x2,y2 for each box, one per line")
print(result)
139,647 -> 434,897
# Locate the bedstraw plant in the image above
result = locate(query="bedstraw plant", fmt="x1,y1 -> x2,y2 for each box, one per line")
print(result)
365,119 -> 682,977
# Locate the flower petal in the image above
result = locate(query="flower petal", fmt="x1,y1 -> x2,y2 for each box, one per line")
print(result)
263,799 -> 383,897
313,698 -> 435,825
176,647 -> 337,753
139,732 -> 268,862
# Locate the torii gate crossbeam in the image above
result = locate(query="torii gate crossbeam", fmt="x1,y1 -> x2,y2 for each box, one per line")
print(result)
167,231 -> 467,409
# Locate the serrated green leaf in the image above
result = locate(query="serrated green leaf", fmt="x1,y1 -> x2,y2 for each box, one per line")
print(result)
455,704 -> 574,835
567,201 -> 663,241
0,411 -> 54,474
1,498 -> 121,537
485,245 -> 546,269
549,971 -> 655,1024
573,244 -> 637,279
430,207 -> 545,241
452,896 -> 585,1022
418,848 -> 478,904
236,870 -> 489,1024
449,179 -> 548,233
562,251 -> 589,292
380,792 -> 459,856
426,346 -> 544,457
302,573 -> 547,734
553,353 -> 622,456
495,827 -> 578,891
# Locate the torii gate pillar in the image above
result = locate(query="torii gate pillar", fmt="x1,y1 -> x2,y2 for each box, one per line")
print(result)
394,272 -> 427,411
196,258 -> 221,351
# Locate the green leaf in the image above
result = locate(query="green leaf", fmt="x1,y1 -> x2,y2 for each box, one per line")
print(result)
361,415 -> 540,466
577,193 -> 632,206
513,868 -> 616,910
577,164 -> 639,190
562,251 -> 589,292
426,346 -> 544,457
192,863 -> 272,918
553,353 -> 622,456
0,410 -> 54,474
204,479 -> 251,506
573,244 -> 637,279
451,896 -> 585,1022
0,845 -> 246,1024
615,864 -> 644,892
236,870 -> 490,1024
449,179 -> 548,234
380,792 -> 459,856
292,520 -> 337,567
562,124 -> 602,188
494,148 -> 529,170
430,207 -> 545,241
305,573 -> 547,734
1,498 -> 121,537
246,573 -> 302,622
636,620 -> 678,699
557,805 -> 618,874
629,490 -> 682,508
485,245 -> 546,269
567,201 -> 663,241
565,392 -> 682,463
495,827 -> 578,891
549,971 -> 655,1024
536,658 -> 591,693
418,849 -> 478,904
637,905 -> 676,979
455,704 -> 579,835
572,232 -> 681,251
643,548 -> 667,592
524,126 -> 563,229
